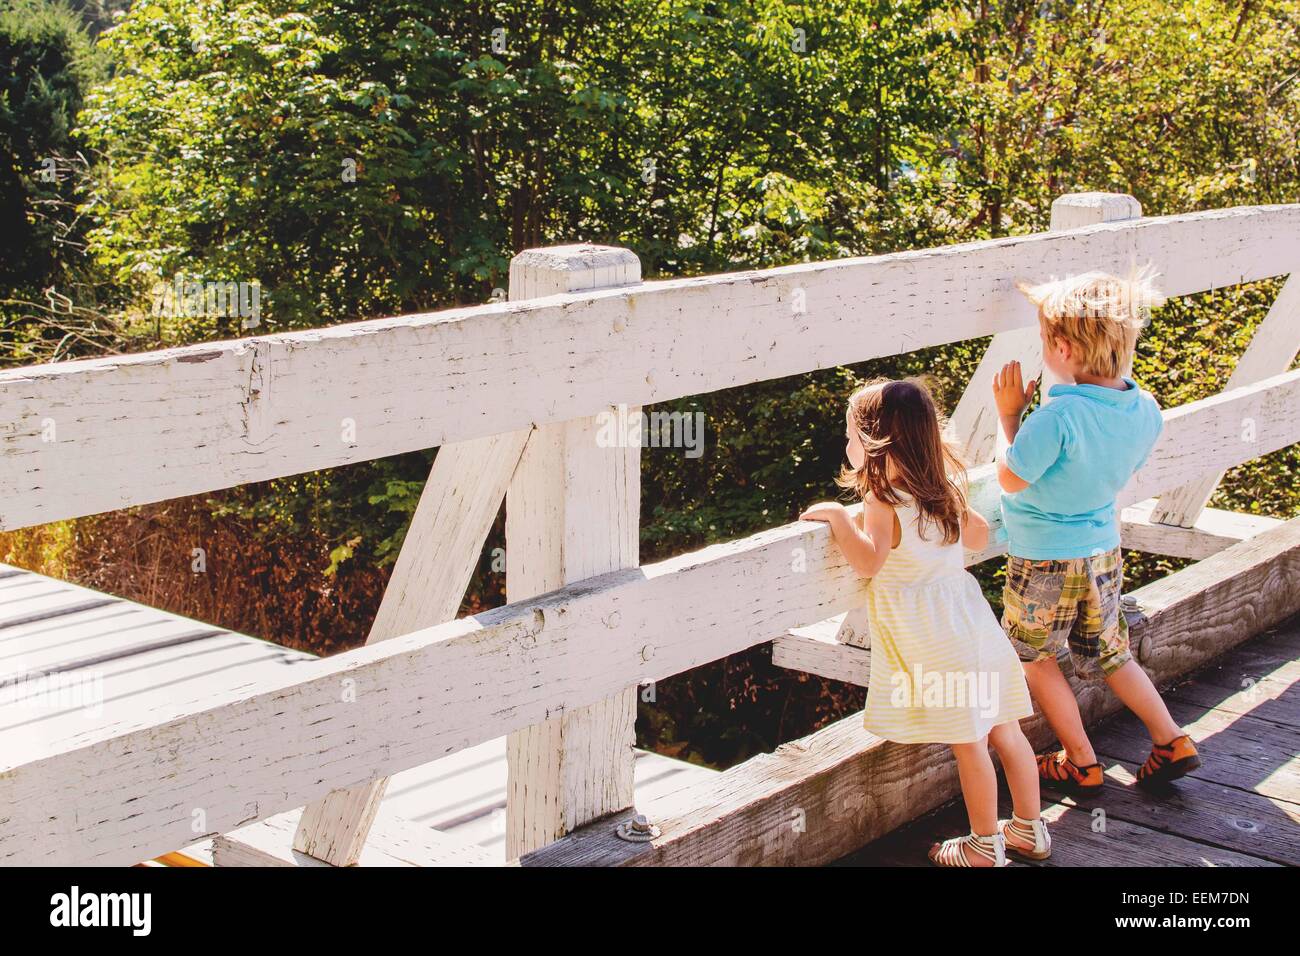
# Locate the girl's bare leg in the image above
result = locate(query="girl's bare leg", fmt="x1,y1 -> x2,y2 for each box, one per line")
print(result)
989,720 -> 1042,851
930,738 -> 999,866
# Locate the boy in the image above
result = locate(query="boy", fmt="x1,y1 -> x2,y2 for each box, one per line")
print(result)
991,267 -> 1200,794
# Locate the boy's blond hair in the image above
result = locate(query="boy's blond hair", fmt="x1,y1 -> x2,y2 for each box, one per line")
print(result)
1017,263 -> 1165,378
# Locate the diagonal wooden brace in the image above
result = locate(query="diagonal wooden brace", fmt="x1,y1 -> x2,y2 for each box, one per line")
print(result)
289,430 -> 531,865
1148,272 -> 1300,528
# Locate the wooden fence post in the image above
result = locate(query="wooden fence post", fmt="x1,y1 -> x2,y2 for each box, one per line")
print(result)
504,244 -> 642,857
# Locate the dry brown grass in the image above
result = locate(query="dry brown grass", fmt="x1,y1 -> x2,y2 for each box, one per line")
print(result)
0,496 -> 390,655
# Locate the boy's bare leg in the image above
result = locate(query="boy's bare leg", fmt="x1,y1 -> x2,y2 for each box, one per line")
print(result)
1023,658 -> 1098,765
988,721 -> 1042,851
1104,659 -> 1183,746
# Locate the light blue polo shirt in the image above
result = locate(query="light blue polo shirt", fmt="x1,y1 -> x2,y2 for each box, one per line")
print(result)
1000,377 -> 1163,560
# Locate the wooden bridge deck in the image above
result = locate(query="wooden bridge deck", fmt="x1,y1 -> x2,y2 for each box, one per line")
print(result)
838,611 -> 1300,867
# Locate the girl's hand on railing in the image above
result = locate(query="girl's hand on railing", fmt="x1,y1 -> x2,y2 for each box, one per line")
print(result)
799,502 -> 847,523
801,502 -> 886,578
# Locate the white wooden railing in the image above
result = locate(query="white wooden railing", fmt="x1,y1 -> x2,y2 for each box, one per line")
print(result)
1,193 -> 1298,867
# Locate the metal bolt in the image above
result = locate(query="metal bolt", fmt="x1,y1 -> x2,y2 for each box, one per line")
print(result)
640,643 -> 655,662
615,812 -> 661,843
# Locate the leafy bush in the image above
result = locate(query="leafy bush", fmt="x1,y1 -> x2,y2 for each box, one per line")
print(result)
0,0 -> 113,360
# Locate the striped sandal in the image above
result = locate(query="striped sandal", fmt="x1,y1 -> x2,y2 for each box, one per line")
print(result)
1136,734 -> 1201,789
927,831 -> 1007,867
999,813 -> 1052,861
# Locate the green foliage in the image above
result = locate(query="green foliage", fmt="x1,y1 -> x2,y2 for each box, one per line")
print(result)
205,450 -> 433,574
0,0 -> 103,312
75,0 -> 971,335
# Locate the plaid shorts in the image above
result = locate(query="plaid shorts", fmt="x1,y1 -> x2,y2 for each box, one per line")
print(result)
1001,546 -> 1132,683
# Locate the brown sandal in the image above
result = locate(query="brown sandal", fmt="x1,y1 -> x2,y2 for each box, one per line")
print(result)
1136,734 -> 1200,789
1037,750 -> 1104,795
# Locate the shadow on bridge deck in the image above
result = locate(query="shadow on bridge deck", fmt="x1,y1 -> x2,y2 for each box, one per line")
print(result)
836,611 -> 1300,867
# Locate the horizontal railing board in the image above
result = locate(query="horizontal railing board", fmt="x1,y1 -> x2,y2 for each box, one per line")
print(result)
772,627 -> 872,686
2,205 -> 1297,531
1,368 -> 1298,866
1120,500 -> 1284,560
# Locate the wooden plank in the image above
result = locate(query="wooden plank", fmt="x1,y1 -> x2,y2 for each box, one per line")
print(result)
382,739 -> 717,861
522,516 -> 1300,866
215,744 -> 713,866
0,568 -> 699,871
290,430 -> 530,865
1032,802 -> 1279,868
1120,498 -> 1283,559
1068,759 -> 1300,866
771,626 -> 871,685
1,383 -> 1297,866
1,637 -> 313,738
1093,704 -> 1300,803
1168,676 -> 1300,732
1164,619 -> 1300,730
842,789 -> 1283,867
1177,645 -> 1300,691
0,589 -> 120,630
1124,512 -> 1300,682
1256,616 -> 1300,651
0,564 -> 708,869
1150,271 -> 1300,528
502,246 -> 642,857
0,608 -> 207,676
4,206 -> 1299,531
215,808 -> 495,867
0,489 -> 874,864
520,724 -> 963,867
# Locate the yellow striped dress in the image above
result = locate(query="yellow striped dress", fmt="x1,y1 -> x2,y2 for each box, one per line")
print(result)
862,493 -> 1034,745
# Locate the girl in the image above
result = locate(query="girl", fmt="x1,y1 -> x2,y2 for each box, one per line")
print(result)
800,377 -> 1051,867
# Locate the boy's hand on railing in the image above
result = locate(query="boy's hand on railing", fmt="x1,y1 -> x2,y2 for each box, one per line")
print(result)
993,360 -> 1038,420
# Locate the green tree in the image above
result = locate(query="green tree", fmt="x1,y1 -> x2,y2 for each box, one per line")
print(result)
0,0 -> 108,360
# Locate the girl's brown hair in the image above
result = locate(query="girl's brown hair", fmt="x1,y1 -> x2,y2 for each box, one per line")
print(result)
835,376 -> 969,545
